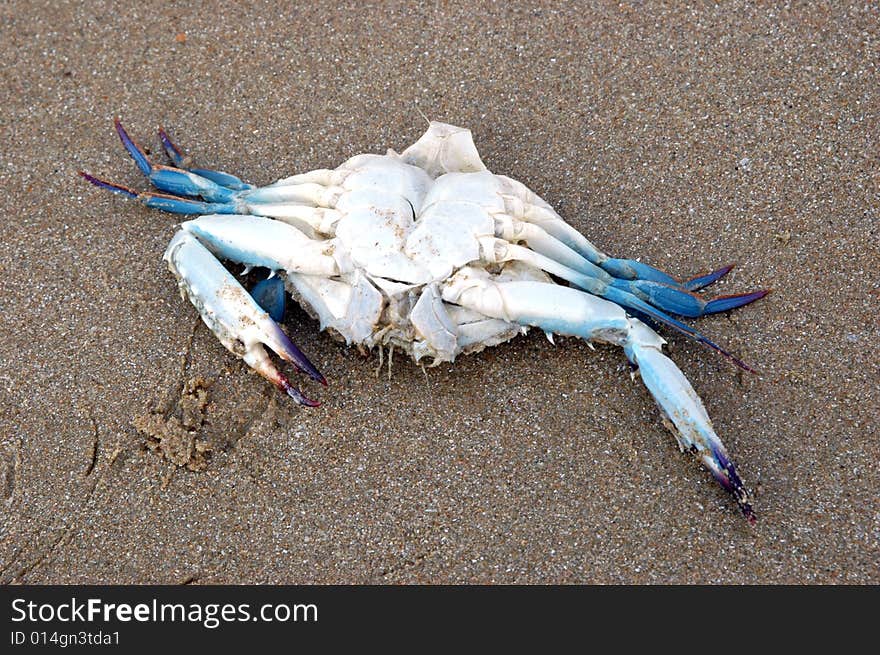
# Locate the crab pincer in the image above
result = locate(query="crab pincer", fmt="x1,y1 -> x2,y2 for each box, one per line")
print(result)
164,230 -> 325,407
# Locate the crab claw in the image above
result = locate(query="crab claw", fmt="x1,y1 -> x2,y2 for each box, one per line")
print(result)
164,230 -> 325,405
699,443 -> 756,523
444,271 -> 757,521
624,322 -> 756,522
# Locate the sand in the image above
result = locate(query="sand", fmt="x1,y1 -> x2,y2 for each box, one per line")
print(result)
0,1 -> 876,584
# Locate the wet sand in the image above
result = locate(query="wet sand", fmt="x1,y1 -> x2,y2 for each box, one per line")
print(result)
0,1 -> 877,583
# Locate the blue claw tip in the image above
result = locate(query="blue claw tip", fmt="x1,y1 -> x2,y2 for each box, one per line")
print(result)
114,118 -> 153,176
158,127 -> 186,166
684,263 -> 736,291
704,289 -> 771,315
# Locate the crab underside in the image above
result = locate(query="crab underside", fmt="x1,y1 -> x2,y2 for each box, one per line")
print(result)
82,119 -> 769,521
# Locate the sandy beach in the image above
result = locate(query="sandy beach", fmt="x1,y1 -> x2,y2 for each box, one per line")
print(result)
0,1 -> 877,583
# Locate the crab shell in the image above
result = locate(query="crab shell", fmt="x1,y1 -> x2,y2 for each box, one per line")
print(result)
83,120 -> 768,521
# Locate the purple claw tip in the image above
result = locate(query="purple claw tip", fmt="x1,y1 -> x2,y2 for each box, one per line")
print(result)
158,127 -> 184,159
743,289 -> 771,302
271,323 -> 326,386
277,377 -> 320,407
289,386 -> 320,407
710,447 -> 757,523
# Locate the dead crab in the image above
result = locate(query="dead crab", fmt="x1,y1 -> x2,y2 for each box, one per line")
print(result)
82,119 -> 769,521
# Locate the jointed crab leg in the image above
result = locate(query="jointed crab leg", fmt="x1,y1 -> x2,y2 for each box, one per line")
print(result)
164,230 -> 326,406
482,238 -> 756,371
84,122 -> 346,225
115,119 -> 240,203
125,120 -> 343,209
491,217 -> 768,318
442,268 -> 755,521
500,176 -> 743,292
78,172 -> 240,215
181,215 -> 340,277
90,121 -> 769,318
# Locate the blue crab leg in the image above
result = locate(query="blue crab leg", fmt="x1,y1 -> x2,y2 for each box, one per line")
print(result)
79,172 -> 240,214
122,121 -> 341,208
442,270 -> 756,522
158,127 -> 254,191
536,214 -> 744,295
81,121 -> 342,225
490,241 -> 755,371
500,184 -> 742,291
499,182 -> 682,285
622,280 -> 769,318
79,170 -> 338,234
114,119 -> 242,203
537,217 -> 743,295
251,276 -> 286,322
493,218 -> 768,318
164,230 -> 326,405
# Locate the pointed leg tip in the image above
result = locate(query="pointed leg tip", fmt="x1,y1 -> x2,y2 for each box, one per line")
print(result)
269,370 -> 320,407
79,171 -> 138,199
743,289 -> 772,302
281,380 -> 320,407
113,116 -> 127,137
736,492 -> 757,524
732,354 -> 761,375
296,394 -> 321,408
113,118 -> 153,176
158,126 -> 186,164
731,355 -> 759,375
706,448 -> 757,523
711,263 -> 737,281
704,288 -> 772,315
683,263 -> 737,291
